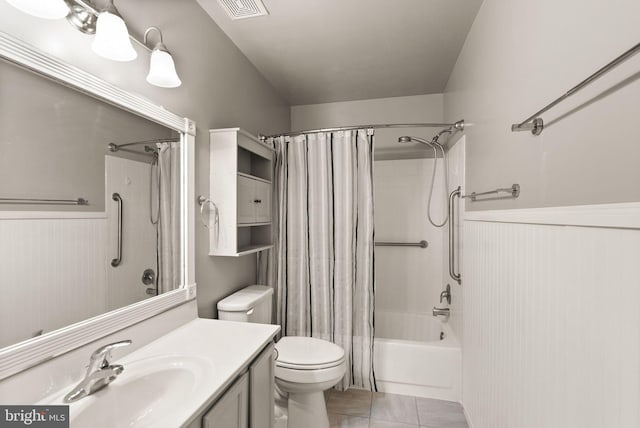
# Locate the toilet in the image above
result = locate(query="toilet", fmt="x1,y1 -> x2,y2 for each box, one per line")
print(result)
217,285 -> 346,428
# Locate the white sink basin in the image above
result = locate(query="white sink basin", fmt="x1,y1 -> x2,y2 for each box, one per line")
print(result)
31,320 -> 279,427
46,354 -> 214,428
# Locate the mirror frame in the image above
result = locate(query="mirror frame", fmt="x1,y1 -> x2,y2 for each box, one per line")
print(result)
0,31 -> 196,380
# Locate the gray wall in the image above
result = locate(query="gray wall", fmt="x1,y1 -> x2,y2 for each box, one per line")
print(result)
0,0 -> 290,318
444,0 -> 640,210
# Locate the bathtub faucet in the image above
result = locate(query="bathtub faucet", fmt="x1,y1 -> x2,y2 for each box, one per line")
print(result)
432,307 -> 450,318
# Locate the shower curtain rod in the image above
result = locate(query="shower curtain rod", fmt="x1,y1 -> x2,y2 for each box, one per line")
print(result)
258,120 -> 465,141
108,138 -> 180,152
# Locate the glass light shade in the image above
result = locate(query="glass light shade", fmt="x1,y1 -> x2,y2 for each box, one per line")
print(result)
6,0 -> 69,19
146,48 -> 182,88
91,11 -> 137,62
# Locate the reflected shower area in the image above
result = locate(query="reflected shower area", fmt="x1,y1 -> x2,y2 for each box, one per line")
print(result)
105,137 -> 181,308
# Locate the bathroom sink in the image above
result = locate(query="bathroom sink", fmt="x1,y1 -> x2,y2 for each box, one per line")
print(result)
53,355 -> 214,428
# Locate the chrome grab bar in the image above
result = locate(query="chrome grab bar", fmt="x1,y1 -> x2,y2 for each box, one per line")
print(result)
448,187 -> 461,284
111,193 -> 123,267
375,240 -> 428,248
461,184 -> 520,202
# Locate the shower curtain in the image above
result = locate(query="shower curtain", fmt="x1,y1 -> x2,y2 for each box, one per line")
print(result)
156,141 -> 181,293
261,130 -> 376,391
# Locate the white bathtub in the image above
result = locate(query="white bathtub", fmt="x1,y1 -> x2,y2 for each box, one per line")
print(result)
374,311 -> 461,401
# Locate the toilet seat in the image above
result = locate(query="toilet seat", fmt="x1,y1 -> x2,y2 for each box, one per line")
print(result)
275,361 -> 346,387
275,336 -> 345,370
274,337 -> 346,385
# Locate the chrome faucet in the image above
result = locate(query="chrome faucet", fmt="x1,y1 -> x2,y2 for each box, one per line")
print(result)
432,307 -> 450,318
440,284 -> 451,305
64,340 -> 132,403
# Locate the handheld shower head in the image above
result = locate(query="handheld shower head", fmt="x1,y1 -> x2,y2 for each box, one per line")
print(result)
398,136 -> 433,145
396,133 -> 450,228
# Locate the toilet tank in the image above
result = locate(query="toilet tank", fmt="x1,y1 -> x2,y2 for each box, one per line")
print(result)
217,285 -> 273,324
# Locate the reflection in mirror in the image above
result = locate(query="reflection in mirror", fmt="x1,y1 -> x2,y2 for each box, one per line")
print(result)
0,58 -> 182,349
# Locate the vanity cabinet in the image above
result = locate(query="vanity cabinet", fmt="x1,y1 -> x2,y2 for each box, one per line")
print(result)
209,128 -> 274,257
192,342 -> 276,428
203,372 -> 249,428
249,343 -> 275,428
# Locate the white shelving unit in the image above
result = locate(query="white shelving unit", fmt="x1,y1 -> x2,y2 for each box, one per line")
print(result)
208,128 -> 273,256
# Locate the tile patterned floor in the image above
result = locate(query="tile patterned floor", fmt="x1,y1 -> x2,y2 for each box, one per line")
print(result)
326,390 -> 469,428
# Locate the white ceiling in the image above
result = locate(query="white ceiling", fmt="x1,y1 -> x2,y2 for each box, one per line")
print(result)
196,0 -> 483,105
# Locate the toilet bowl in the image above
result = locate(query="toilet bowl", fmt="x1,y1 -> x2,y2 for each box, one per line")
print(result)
217,285 -> 346,428
274,336 -> 346,428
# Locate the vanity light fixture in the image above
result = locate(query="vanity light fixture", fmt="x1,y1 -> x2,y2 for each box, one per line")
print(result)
90,0 -> 137,62
64,0 -> 97,34
5,0 -> 183,88
5,0 -> 69,19
144,27 -> 182,88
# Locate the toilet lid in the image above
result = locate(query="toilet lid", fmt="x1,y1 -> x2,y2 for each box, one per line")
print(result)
275,337 -> 345,370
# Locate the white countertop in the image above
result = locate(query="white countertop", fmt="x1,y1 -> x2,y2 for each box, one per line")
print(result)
40,318 -> 280,427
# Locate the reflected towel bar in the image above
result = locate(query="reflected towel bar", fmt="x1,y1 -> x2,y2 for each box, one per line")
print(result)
375,240 -> 428,248
462,184 -> 520,201
0,197 -> 89,205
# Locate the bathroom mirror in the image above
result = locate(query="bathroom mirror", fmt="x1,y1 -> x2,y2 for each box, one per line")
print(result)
0,32 -> 195,379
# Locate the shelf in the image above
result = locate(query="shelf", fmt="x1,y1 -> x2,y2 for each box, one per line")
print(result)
237,136 -> 272,182
237,172 -> 271,185
237,222 -> 271,228
236,244 -> 274,257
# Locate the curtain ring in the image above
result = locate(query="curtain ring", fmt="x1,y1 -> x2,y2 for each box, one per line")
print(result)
197,196 -> 218,229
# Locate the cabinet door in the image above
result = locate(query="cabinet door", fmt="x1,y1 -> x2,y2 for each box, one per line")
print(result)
203,372 -> 249,428
250,343 -> 275,428
237,175 -> 256,224
253,181 -> 272,224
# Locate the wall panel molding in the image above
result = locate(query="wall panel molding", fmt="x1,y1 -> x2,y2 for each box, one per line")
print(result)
462,206 -> 640,428
465,202 -> 640,230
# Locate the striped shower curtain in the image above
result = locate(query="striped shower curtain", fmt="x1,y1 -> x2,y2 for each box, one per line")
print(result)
261,129 -> 376,391
156,141 -> 181,294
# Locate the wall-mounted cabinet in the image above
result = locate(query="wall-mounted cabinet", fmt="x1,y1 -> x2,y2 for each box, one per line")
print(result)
209,128 -> 274,256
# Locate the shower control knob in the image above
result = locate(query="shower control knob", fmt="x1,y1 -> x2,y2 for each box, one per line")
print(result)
142,268 -> 156,285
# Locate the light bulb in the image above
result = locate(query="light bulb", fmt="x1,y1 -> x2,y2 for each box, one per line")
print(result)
6,0 -> 69,19
146,47 -> 181,88
91,10 -> 137,62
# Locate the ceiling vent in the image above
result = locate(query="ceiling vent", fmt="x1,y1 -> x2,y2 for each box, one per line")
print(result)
218,0 -> 269,20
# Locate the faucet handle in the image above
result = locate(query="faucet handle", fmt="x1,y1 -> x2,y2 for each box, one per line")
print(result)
439,284 -> 452,304
89,340 -> 132,369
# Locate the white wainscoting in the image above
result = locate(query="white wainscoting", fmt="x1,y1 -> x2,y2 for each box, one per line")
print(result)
0,216 -> 107,348
462,206 -> 640,428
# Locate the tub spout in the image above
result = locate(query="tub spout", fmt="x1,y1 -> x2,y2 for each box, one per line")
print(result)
432,307 -> 450,318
